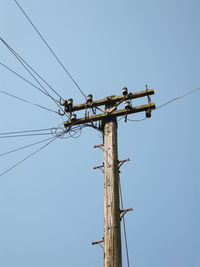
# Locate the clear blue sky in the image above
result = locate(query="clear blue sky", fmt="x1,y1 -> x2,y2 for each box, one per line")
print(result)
0,0 -> 199,266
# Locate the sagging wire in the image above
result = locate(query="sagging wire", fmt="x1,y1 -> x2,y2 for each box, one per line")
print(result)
60,122 -> 102,140
127,118 -> 146,122
14,0 -> 87,101
69,127 -> 83,138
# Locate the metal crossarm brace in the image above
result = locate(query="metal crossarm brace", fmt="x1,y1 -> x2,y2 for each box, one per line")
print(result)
120,208 -> 133,221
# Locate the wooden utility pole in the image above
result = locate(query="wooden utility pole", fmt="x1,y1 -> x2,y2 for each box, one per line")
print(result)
103,102 -> 121,267
61,87 -> 156,267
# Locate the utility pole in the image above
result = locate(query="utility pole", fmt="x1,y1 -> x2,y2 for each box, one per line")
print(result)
103,103 -> 121,267
60,87 -> 155,267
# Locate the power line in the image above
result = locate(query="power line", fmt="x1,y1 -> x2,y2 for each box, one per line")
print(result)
0,133 -> 54,138
1,37 -> 63,101
14,0 -> 87,100
0,89 -> 58,114
0,136 -> 56,157
0,135 -> 59,178
0,128 -> 59,136
0,126 -> 75,177
119,179 -> 131,267
127,87 -> 200,122
0,37 -> 64,112
127,118 -> 146,122
0,38 -> 52,98
156,87 -> 200,109
0,62 -> 54,97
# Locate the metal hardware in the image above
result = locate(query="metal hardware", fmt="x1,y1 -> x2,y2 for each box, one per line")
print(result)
94,144 -> 104,148
118,158 -> 130,169
120,208 -> 133,221
92,239 -> 104,245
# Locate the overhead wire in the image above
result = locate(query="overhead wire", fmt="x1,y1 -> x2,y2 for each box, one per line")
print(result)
127,117 -> 146,122
127,87 -> 200,122
0,38 -> 56,99
0,133 -> 54,138
0,62 -> 55,97
0,134 -> 60,178
0,136 -> 57,157
0,126 -> 65,139
156,87 -> 200,109
0,89 -> 58,114
0,127 -> 61,136
0,124 -> 75,177
0,37 -> 65,113
14,0 -> 87,100
119,179 -> 131,267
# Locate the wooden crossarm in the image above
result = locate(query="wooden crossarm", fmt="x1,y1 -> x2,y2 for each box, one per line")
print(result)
63,89 -> 154,112
64,103 -> 156,127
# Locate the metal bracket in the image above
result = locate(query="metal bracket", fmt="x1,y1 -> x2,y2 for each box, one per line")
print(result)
93,163 -> 104,173
120,208 -> 133,221
118,158 -> 130,173
94,144 -> 104,150
94,158 -> 130,173
92,238 -> 104,249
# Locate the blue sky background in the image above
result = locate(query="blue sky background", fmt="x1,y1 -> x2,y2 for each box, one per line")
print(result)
0,0 -> 199,266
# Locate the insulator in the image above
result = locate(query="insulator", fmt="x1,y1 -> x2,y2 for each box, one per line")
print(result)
124,100 -> 131,109
67,98 -> 73,107
70,113 -> 77,121
122,87 -> 128,96
87,94 -> 93,103
146,110 -> 151,118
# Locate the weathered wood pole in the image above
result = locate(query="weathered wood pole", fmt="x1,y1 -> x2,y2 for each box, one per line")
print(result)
103,101 -> 122,267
